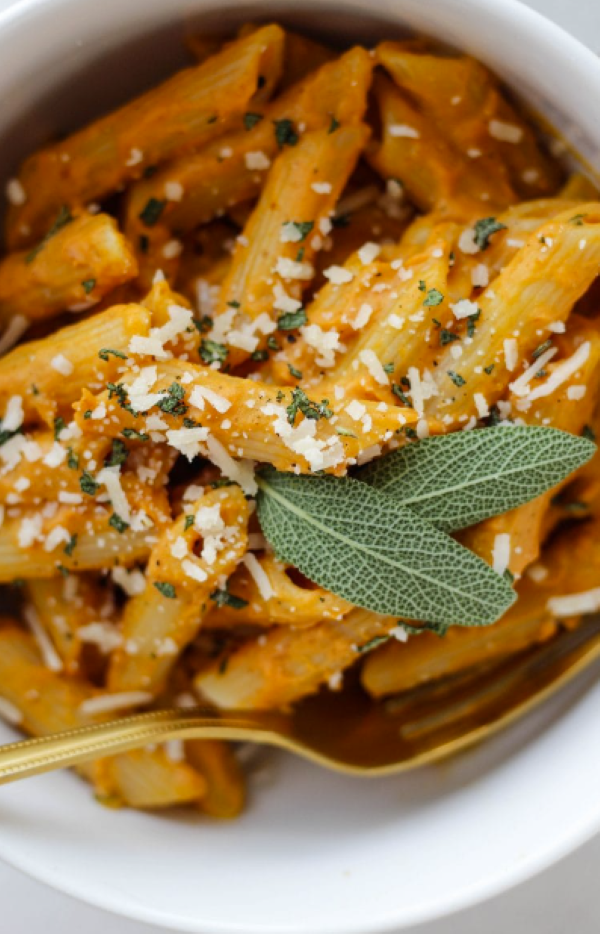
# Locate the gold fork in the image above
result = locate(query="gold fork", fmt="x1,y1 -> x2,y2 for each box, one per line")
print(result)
0,616 -> 599,785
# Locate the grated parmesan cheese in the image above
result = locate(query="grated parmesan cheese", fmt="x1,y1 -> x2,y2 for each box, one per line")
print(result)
0,314 -> 29,356
547,587 -> 600,617
389,124 -> 420,138
359,349 -> 388,385
23,605 -> 63,671
471,264 -> 489,288
323,265 -> 354,285
491,533 -> 511,575
111,566 -> 146,596
6,178 -> 26,205
503,338 -> 518,372
50,354 -> 74,376
79,691 -> 153,717
189,384 -> 231,414
451,298 -> 480,320
242,553 -> 274,600
488,119 -> 523,143
245,151 -> 271,171
521,342 -> 591,403
78,622 -> 123,654
357,242 -> 381,265
1,395 -> 24,432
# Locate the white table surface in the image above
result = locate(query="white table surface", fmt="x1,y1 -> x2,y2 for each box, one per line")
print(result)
0,0 -> 599,931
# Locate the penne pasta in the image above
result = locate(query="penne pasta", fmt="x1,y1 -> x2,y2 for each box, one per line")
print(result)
72,359 -> 434,476
6,25 -> 286,248
24,573 -> 115,673
376,44 -> 562,200
457,318 -> 600,576
423,204 -> 600,425
0,303 -> 150,426
195,606 -> 397,710
205,552 -> 352,628
107,486 -> 249,696
213,122 -> 370,360
0,213 -> 137,333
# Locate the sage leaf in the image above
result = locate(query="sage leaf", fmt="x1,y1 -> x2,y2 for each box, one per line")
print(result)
256,469 -> 515,626
359,425 -> 595,532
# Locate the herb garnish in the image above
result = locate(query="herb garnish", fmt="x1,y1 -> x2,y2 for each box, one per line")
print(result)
122,428 -> 150,441
104,438 -> 129,467
154,581 -> 177,599
211,587 -> 249,609
82,278 -> 96,295
283,220 -> 314,241
25,206 -> 73,263
99,348 -> 128,362
109,513 -> 129,533
288,364 -> 303,379
273,119 -> 299,148
200,339 -> 229,365
80,471 -> 99,495
277,308 -> 307,330
423,288 -> 444,307
473,217 -> 507,251
440,329 -> 459,345
244,112 -> 264,130
286,388 -> 333,426
359,425 -> 595,532
139,198 -> 166,226
157,382 -> 188,416
447,370 -> 466,387
64,533 -> 78,557
53,416 -> 65,440
256,427 -> 595,625
256,468 -> 515,625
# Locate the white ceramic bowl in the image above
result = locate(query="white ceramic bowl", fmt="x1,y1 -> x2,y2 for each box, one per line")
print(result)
0,0 -> 599,931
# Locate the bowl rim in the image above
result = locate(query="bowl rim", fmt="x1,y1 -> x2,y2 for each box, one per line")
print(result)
0,0 -> 599,930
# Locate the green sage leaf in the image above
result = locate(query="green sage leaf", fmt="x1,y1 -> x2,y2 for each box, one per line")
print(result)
256,468 -> 515,626
359,425 -> 595,532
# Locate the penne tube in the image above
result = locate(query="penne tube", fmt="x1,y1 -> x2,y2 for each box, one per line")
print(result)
73,359 -> 434,476
0,511 -> 156,581
107,486 -> 249,696
0,622 -> 207,808
329,224 -> 456,397
235,24 -> 333,89
424,204 -> 600,425
205,123 -> 371,347
0,303 -> 150,426
6,25 -> 286,248
195,606 -> 397,710
185,740 -> 246,819
205,552 -> 352,629
457,318 -> 600,576
368,75 -> 516,217
24,573 -> 114,673
123,47 -> 373,283
360,597 -> 560,699
0,213 -> 137,332
376,45 -> 562,200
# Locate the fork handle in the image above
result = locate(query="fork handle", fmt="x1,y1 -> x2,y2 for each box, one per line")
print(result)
0,707 -> 277,785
